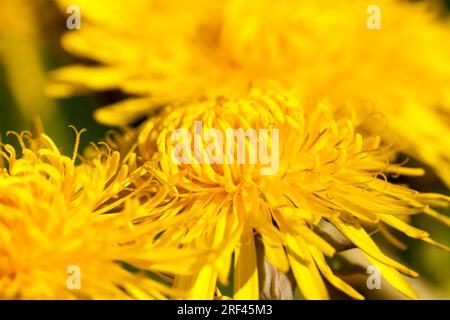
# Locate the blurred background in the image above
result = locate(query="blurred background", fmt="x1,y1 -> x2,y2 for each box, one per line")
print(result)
0,0 -> 110,154
0,0 -> 448,299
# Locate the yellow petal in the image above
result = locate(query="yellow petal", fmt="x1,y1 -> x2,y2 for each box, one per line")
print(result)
422,237 -> 450,252
424,207 -> 450,227
309,246 -> 364,300
213,211 -> 242,285
174,265 -> 217,300
262,239 -> 290,273
233,225 -> 259,300
331,217 -> 418,277
286,235 -> 329,300
380,215 -> 429,239
378,224 -> 408,250
94,97 -> 165,126
302,227 -> 336,257
364,254 -> 419,300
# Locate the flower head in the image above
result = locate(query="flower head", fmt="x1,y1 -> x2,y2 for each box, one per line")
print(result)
0,128 -> 198,299
136,87 -> 450,299
49,0 -> 450,186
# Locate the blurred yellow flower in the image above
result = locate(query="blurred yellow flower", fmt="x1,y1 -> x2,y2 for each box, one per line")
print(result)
136,86 -> 450,300
49,0 -> 450,187
0,0 -> 65,130
0,128 -> 199,299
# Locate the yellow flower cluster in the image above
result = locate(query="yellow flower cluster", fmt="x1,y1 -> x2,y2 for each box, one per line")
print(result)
0,128 -> 201,299
137,86 -> 449,299
1,0 -> 449,299
49,0 -> 450,187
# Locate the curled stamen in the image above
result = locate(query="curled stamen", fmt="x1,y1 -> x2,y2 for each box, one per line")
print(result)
69,125 -> 87,162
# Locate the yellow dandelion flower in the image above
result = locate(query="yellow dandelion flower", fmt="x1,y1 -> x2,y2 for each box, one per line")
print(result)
49,0 -> 450,186
0,128 -> 199,299
136,87 -> 450,300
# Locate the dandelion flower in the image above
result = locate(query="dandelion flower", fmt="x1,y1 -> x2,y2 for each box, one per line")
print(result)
49,0 -> 450,186
136,87 -> 450,300
0,128 -> 199,299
